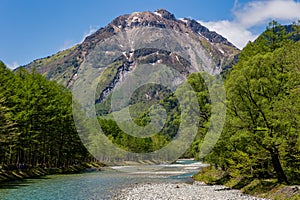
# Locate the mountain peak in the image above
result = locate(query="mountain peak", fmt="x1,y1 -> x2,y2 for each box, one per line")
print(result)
154,9 -> 176,20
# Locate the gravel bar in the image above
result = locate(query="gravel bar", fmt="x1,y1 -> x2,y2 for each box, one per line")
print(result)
115,182 -> 269,200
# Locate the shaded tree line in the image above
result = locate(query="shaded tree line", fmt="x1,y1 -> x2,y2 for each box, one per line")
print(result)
0,63 -> 93,170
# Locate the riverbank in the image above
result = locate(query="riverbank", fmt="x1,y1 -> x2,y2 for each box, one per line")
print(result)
193,166 -> 300,200
114,182 -> 268,200
0,162 -> 104,184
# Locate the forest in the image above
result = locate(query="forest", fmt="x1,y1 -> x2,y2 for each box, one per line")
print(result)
0,64 -> 93,170
202,22 -> 300,186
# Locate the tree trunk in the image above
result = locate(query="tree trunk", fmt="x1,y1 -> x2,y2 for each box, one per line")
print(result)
270,148 -> 289,184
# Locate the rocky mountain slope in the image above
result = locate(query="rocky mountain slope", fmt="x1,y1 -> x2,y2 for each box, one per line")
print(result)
24,9 -> 239,117
24,9 -> 239,87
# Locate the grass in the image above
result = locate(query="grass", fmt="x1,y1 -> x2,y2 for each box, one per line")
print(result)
193,166 -> 300,200
193,166 -> 226,184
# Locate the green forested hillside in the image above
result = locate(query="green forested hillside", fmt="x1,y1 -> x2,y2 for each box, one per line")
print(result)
199,22 -> 300,187
96,72 -> 212,156
0,62 -> 93,170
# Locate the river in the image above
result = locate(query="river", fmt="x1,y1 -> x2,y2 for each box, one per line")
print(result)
0,160 -> 207,200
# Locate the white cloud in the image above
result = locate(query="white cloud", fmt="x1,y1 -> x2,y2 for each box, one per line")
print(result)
198,20 -> 258,49
198,0 -> 300,49
234,0 -> 300,27
7,61 -> 19,70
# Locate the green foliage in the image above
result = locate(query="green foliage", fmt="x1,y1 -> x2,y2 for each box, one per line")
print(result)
183,73 -> 212,158
0,62 -> 93,170
205,22 -> 300,185
24,45 -> 80,86
94,71 -> 212,157
193,166 -> 228,184
98,118 -> 169,153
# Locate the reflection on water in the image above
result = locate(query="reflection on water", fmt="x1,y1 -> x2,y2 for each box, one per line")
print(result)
0,160 -> 206,200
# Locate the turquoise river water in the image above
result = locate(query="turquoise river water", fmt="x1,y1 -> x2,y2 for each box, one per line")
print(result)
0,160 -> 207,200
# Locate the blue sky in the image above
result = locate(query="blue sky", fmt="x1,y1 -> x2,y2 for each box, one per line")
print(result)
1,0 -> 300,69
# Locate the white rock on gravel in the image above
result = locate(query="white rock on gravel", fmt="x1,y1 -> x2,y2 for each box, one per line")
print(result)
115,182 -> 269,200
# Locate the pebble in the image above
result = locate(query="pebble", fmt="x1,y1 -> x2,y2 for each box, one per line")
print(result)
115,182 -> 269,200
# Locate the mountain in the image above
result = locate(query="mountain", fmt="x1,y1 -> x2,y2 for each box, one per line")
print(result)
21,9 -> 240,161
23,9 -> 240,118
24,9 -> 239,88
